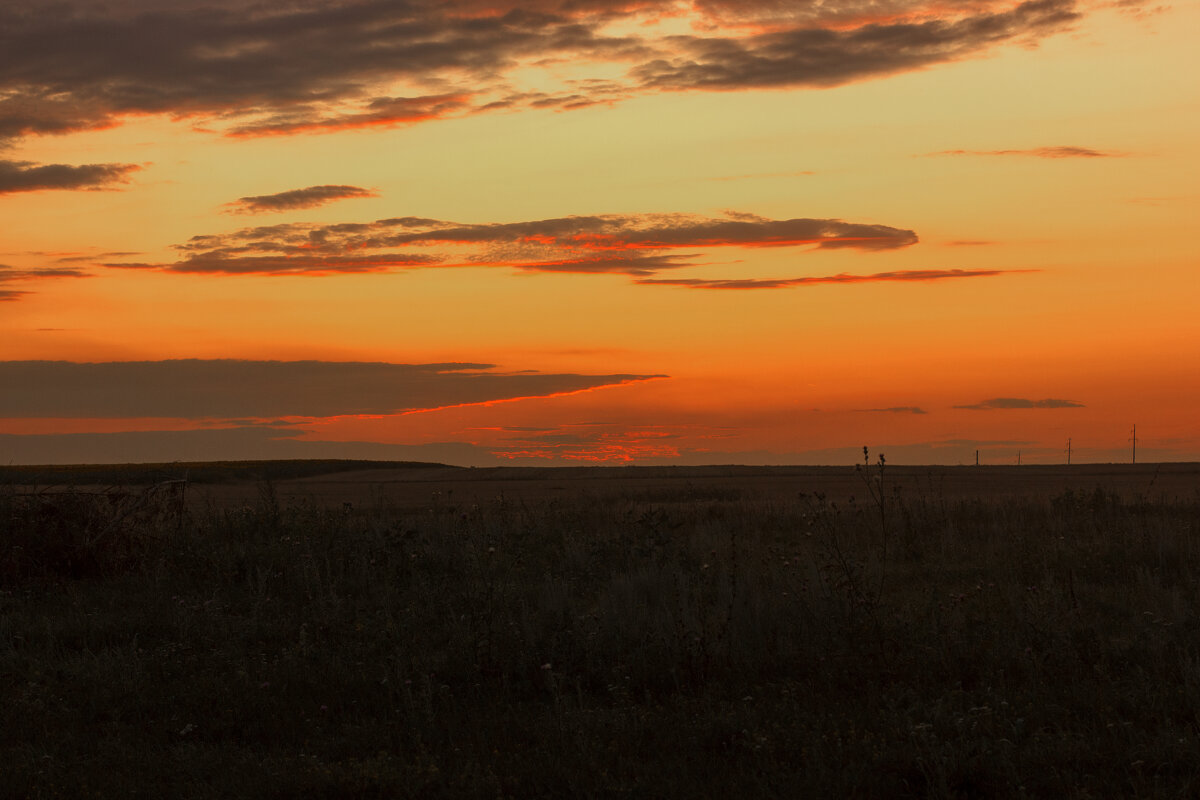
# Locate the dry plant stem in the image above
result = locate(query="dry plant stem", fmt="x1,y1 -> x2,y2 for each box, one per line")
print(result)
88,479 -> 189,548
857,446 -> 890,612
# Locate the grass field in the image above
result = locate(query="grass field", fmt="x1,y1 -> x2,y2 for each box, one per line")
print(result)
3,459 -> 1199,797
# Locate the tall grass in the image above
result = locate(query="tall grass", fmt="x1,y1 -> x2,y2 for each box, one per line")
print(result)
2,479 -> 1199,797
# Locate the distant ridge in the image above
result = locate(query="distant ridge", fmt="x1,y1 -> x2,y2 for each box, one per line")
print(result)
0,459 -> 455,486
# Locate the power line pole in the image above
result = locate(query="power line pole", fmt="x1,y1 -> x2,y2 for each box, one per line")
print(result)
1129,424 -> 1137,464
1066,438 -> 1071,466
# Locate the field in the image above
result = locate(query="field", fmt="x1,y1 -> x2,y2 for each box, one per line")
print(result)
3,460 -> 1200,797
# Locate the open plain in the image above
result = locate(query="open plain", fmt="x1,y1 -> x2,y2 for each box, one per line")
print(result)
8,459 -> 1198,509
214,462 -> 1200,507
3,461 -> 1200,797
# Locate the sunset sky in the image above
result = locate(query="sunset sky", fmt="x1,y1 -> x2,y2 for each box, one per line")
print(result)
1,0 -> 1196,466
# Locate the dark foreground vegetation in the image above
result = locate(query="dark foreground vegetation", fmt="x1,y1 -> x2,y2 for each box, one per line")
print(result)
3,464 -> 1200,797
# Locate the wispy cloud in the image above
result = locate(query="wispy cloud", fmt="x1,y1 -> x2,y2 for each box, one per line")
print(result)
0,0 -> 1092,145
227,185 -> 378,214
0,159 -> 140,193
106,255 -> 445,276
856,406 -> 928,414
54,251 -> 141,263
226,94 -> 473,138
955,397 -> 1085,409
0,265 -> 89,301
1108,0 -> 1170,19
102,211 -> 919,278
0,360 -> 665,419
633,1 -> 1079,92
637,268 -> 1028,290
688,0 -> 1052,27
931,146 -> 1121,158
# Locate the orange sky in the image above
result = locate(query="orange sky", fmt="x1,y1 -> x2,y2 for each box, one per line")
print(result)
1,0 -> 1196,465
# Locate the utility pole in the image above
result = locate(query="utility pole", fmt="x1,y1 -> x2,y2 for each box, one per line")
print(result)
1066,438 -> 1071,466
975,450 -> 979,467
1130,424 -> 1137,464
1018,451 -> 1021,466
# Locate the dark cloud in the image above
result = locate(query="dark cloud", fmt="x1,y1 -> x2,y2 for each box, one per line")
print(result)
0,265 -> 90,300
55,251 -> 141,262
226,93 -> 472,137
0,159 -> 140,193
104,212 -> 918,278
347,213 -> 916,251
690,1 -> 1022,26
0,0 -> 1088,144
933,146 -> 1119,158
0,267 -> 89,280
0,1 -> 643,142
856,406 -> 928,414
631,0 -> 1080,92
504,252 -> 700,276
955,398 -> 1085,410
228,184 -> 377,214
0,426 -> 507,467
0,360 -> 665,419
636,268 -> 1024,289
109,253 -> 444,276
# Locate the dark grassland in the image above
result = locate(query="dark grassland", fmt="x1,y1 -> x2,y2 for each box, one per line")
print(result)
3,463 -> 1200,797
